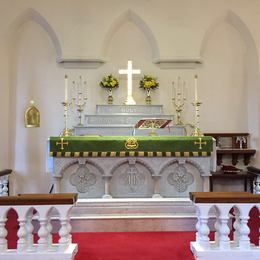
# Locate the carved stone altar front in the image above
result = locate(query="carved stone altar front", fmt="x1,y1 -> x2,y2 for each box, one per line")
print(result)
52,156 -> 212,198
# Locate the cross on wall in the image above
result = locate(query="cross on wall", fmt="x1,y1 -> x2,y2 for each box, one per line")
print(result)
119,60 -> 141,105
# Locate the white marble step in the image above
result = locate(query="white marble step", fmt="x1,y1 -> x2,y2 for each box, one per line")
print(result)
84,114 -> 174,126
47,198 -> 216,232
73,125 -> 186,136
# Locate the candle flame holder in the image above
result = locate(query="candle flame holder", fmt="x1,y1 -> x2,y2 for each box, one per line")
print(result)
172,79 -> 186,125
71,76 -> 87,127
191,101 -> 203,137
60,101 -> 72,136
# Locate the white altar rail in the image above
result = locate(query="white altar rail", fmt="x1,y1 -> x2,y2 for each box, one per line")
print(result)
190,192 -> 260,260
0,169 -> 12,196
0,193 -> 78,260
247,166 -> 260,194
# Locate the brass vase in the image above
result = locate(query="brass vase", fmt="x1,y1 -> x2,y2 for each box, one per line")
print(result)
108,88 -> 113,105
145,89 -> 151,105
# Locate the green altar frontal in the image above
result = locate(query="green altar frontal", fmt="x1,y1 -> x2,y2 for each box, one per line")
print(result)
49,136 -> 213,158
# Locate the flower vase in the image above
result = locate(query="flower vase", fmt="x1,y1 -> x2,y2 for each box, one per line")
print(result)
145,89 -> 151,105
108,88 -> 113,105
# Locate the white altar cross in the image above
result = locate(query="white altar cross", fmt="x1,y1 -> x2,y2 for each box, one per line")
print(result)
119,60 -> 141,105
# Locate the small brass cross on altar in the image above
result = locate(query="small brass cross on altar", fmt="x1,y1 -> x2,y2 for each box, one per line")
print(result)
56,138 -> 69,150
194,137 -> 207,150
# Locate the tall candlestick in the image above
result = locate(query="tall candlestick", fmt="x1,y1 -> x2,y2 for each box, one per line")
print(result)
172,77 -> 186,125
194,74 -> 198,101
65,75 -> 68,101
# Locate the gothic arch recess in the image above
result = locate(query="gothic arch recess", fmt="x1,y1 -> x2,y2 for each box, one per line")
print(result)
200,10 -> 258,66
102,9 -> 160,60
200,10 -> 260,149
8,8 -> 62,59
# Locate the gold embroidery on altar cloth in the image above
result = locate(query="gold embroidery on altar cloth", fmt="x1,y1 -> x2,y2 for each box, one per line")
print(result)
125,137 -> 139,150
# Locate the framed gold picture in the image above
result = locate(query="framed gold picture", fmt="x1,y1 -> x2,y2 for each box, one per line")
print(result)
24,101 -> 40,128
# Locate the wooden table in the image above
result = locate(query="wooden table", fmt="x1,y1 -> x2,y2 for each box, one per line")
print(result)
209,171 -> 256,193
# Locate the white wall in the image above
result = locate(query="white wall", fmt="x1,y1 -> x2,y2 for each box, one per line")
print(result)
0,0 -> 259,194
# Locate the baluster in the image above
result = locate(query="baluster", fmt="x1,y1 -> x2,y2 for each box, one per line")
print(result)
238,205 -> 251,249
218,217 -> 230,249
214,210 -> 220,247
254,176 -> 260,194
59,217 -> 70,250
57,205 -> 72,251
195,207 -> 201,241
26,208 -> 35,251
67,218 -> 72,244
2,177 -> 8,196
217,204 -> 232,249
233,207 -> 241,247
0,207 -> 8,251
37,206 -> 50,252
46,215 -> 53,249
0,178 -> 3,196
196,205 -> 210,249
17,206 -> 29,252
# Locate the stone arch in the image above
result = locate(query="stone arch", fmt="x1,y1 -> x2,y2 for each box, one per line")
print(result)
185,159 -> 207,176
8,8 -> 62,59
200,10 -> 258,66
102,9 -> 160,60
158,158 -> 206,177
200,10 -> 260,148
60,158 -> 105,177
109,158 -> 155,176
158,159 -> 178,176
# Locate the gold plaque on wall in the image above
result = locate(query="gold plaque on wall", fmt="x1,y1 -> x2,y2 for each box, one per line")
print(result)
24,100 -> 40,128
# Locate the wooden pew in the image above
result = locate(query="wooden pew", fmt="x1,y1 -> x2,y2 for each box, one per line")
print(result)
190,192 -> 260,260
0,193 -> 78,260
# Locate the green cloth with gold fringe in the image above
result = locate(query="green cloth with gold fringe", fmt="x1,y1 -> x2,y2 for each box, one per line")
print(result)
49,136 -> 213,158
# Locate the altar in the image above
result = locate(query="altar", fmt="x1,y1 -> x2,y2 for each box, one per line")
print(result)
49,135 -> 215,199
47,66 -> 216,231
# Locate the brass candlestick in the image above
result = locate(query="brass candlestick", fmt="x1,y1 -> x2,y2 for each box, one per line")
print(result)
72,76 -> 87,126
172,78 -> 186,125
61,101 -> 72,136
191,101 -> 203,136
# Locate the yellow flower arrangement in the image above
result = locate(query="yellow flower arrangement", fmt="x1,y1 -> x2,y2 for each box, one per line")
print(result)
139,75 -> 159,90
100,74 -> 119,89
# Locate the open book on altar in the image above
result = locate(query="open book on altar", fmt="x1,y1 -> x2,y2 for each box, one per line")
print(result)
135,118 -> 172,129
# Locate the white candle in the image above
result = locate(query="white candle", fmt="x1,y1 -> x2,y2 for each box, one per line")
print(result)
182,81 -> 185,99
65,75 -> 68,101
194,75 -> 198,101
172,81 -> 175,99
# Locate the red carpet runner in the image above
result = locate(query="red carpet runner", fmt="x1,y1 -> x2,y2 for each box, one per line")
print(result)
5,208 -> 260,260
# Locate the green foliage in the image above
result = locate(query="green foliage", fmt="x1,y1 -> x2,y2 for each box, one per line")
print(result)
100,74 -> 119,89
139,75 -> 159,90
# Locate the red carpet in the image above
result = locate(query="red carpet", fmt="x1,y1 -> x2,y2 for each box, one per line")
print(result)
72,231 -> 195,260
5,208 -> 260,260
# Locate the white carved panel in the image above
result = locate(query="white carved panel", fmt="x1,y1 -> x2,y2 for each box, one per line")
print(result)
53,156 -> 211,198
160,160 -> 203,197
110,159 -> 153,197
60,161 -> 104,198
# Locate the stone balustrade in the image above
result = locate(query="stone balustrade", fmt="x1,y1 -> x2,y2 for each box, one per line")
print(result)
247,166 -> 260,194
0,193 -> 78,260
190,192 -> 260,260
0,169 -> 12,196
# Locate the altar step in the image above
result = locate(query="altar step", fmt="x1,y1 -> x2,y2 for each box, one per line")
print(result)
50,198 -> 215,232
73,104 -> 186,136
